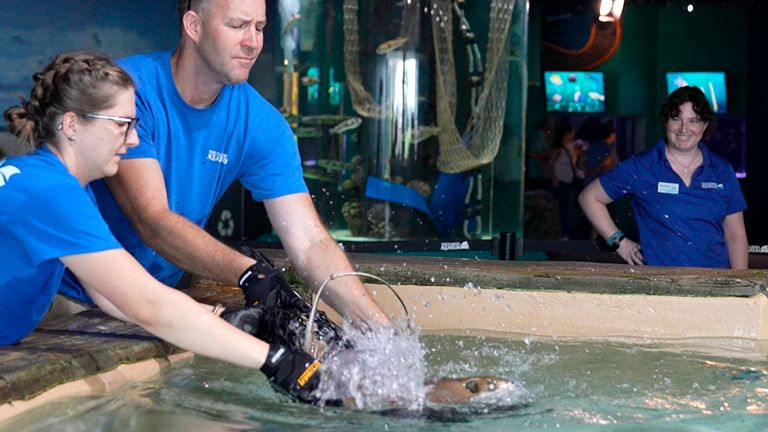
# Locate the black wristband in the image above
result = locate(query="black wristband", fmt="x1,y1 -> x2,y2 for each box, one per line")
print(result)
606,230 -> 625,250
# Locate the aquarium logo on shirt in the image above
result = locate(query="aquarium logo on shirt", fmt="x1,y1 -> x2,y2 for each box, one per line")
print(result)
700,182 -> 724,190
0,164 -> 20,187
207,150 -> 228,165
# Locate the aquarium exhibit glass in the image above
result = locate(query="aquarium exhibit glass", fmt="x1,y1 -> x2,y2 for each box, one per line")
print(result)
279,0 -> 528,242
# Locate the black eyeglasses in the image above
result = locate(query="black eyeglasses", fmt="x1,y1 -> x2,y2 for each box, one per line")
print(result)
186,0 -> 192,12
83,113 -> 140,142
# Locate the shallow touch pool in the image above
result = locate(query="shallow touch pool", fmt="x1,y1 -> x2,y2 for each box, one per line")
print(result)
3,334 -> 768,431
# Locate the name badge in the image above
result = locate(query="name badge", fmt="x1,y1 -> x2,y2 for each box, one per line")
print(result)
657,182 -> 679,195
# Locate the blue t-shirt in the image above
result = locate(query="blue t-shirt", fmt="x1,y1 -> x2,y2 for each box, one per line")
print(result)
59,50 -> 307,298
599,140 -> 747,268
0,147 -> 120,345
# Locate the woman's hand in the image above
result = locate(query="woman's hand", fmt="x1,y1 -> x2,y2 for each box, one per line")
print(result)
616,238 -> 645,266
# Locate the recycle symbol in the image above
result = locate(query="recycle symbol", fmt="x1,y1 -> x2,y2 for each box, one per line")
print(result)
217,209 -> 235,237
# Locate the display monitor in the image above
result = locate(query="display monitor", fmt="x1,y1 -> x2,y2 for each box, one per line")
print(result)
665,71 -> 728,114
544,71 -> 606,113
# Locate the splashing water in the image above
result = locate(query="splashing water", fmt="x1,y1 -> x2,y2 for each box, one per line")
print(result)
314,320 -> 427,411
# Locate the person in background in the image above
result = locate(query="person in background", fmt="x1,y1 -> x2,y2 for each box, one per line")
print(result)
578,86 -> 748,268
526,117 -> 555,191
0,51 -> 324,404
583,120 -> 618,186
58,0 -> 391,328
549,123 -> 579,239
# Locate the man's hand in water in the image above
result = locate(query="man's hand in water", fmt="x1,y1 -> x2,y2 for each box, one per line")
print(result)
260,344 -> 323,404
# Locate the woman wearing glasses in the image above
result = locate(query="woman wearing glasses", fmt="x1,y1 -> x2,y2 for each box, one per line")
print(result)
0,52 -> 323,403
579,86 -> 748,268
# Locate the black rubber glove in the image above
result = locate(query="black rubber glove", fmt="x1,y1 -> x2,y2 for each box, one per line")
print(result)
238,249 -> 306,309
238,247 -> 350,351
260,344 -> 323,404
219,306 -> 267,336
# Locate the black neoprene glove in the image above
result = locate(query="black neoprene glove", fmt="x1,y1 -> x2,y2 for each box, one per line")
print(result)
237,247 -> 349,351
260,344 -> 322,404
237,249 -> 309,310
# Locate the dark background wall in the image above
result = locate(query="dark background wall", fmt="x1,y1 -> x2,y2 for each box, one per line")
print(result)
527,1 -> 766,243
746,6 -> 768,244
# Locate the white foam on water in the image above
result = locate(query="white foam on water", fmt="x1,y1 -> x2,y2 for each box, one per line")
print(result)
314,320 -> 428,411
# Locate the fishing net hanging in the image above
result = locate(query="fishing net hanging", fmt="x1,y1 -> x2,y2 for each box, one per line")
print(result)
341,0 -> 516,172
431,0 -> 515,173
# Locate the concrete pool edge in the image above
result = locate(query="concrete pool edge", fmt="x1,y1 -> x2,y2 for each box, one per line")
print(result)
352,285 -> 768,341
0,351 -> 193,424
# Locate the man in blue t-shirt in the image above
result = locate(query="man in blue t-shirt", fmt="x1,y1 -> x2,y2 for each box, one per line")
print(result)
59,0 -> 390,327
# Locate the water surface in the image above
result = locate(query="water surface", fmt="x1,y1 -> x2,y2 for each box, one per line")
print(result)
4,334 -> 768,431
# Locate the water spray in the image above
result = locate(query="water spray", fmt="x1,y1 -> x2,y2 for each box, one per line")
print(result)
304,272 -> 410,352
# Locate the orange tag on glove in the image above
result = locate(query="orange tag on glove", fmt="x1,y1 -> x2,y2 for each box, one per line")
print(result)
297,360 -> 321,387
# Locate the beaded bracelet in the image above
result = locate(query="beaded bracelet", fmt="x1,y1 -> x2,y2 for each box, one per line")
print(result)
211,303 -> 225,316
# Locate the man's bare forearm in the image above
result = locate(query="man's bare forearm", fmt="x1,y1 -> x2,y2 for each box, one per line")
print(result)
136,208 -> 253,285
286,230 -> 391,326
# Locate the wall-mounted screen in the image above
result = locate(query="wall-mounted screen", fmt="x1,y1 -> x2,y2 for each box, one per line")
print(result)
544,71 -> 606,113
666,71 -> 728,114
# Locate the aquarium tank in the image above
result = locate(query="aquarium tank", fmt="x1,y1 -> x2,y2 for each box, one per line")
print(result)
261,0 -> 530,245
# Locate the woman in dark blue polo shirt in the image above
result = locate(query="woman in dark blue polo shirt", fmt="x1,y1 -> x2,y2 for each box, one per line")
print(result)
578,86 -> 748,268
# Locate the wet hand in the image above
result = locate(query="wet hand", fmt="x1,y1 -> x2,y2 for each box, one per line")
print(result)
617,238 -> 644,266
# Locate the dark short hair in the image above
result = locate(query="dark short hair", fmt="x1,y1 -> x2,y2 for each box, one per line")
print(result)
178,0 -> 215,26
660,86 -> 714,125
